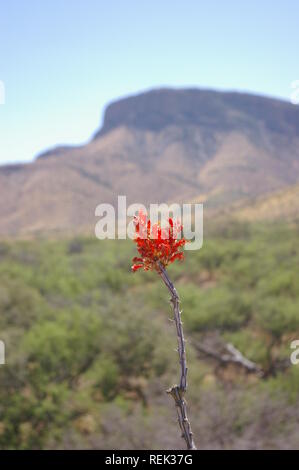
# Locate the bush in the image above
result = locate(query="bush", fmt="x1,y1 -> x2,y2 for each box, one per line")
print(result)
181,285 -> 252,332
23,308 -> 103,386
255,297 -> 299,339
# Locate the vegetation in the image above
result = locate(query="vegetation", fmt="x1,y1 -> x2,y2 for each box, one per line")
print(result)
0,220 -> 299,449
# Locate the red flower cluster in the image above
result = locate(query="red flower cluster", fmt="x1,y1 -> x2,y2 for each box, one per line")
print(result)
131,210 -> 186,272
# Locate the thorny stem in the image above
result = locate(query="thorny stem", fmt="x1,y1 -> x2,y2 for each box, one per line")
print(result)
158,262 -> 197,450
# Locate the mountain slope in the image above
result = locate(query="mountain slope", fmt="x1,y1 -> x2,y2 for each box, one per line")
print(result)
1,88 -> 299,237
232,183 -> 299,222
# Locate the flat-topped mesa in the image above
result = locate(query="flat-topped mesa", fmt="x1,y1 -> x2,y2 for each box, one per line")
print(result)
94,87 -> 299,139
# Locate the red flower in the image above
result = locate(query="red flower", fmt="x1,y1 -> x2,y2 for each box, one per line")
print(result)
131,210 -> 186,272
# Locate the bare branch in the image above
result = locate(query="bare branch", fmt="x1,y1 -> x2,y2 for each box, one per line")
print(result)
158,262 -> 196,450
225,343 -> 263,374
193,340 -> 264,376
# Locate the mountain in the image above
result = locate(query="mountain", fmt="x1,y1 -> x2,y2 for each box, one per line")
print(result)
1,88 -> 299,237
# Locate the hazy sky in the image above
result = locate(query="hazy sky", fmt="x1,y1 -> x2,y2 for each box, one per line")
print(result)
0,0 -> 298,165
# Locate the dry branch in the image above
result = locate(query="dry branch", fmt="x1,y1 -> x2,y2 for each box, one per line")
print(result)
193,340 -> 264,376
158,262 -> 196,450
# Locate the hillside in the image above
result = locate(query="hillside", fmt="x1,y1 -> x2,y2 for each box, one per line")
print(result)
1,88 -> 299,237
233,183 -> 299,222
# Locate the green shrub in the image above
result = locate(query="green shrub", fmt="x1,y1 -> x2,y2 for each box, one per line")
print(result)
255,297 -> 299,339
181,285 -> 252,332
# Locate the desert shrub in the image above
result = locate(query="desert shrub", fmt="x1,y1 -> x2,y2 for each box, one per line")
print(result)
0,279 -> 44,328
99,296 -> 172,379
266,367 -> 299,402
257,270 -> 299,298
85,356 -> 120,400
181,285 -> 252,332
226,256 -> 258,288
23,308 -> 103,386
195,241 -> 227,272
0,383 -> 70,449
255,297 -> 299,339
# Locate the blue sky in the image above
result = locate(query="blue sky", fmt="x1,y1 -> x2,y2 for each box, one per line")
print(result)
0,0 -> 298,165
